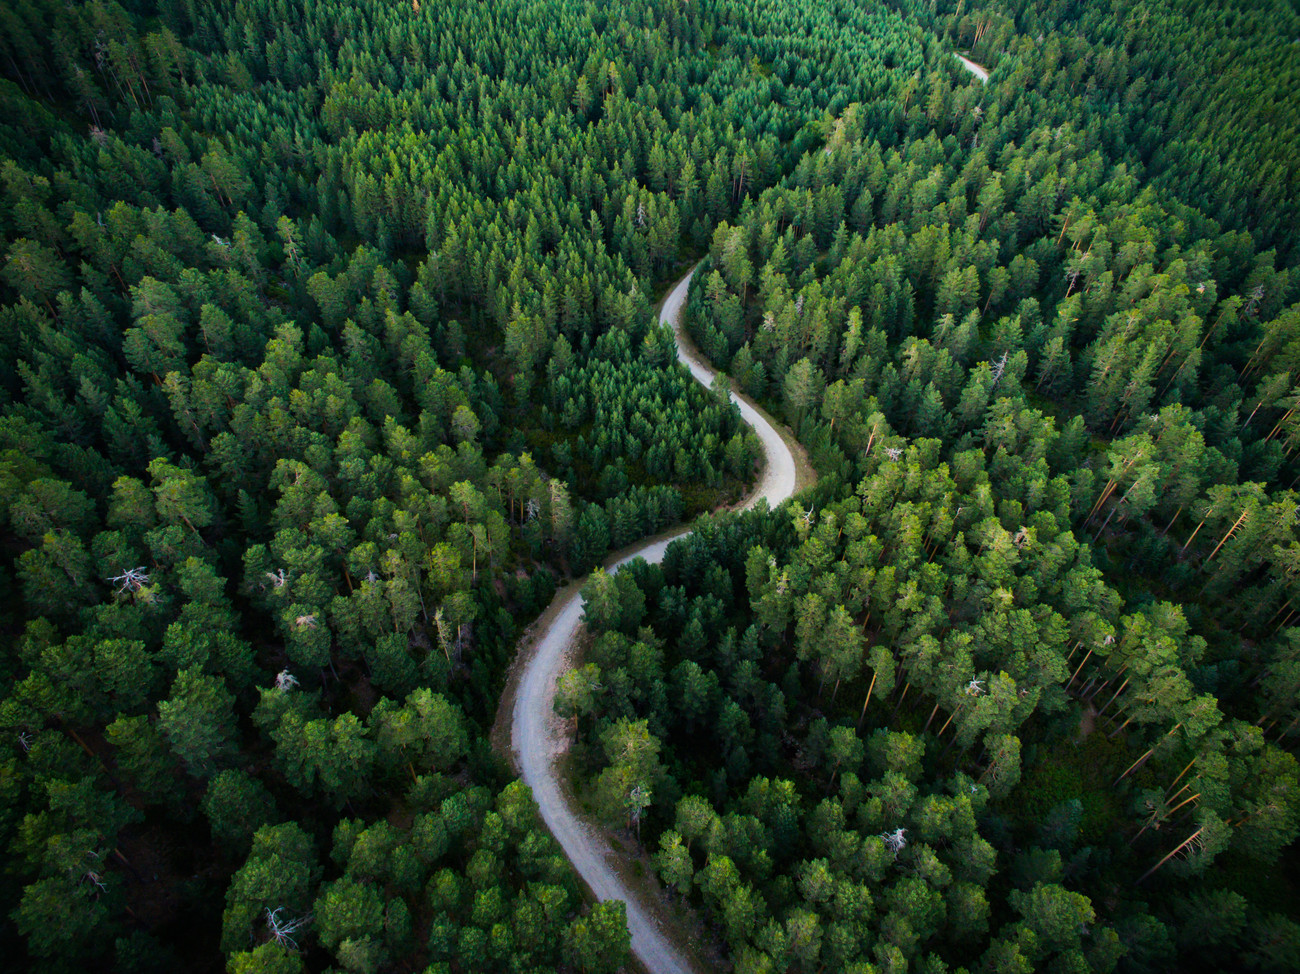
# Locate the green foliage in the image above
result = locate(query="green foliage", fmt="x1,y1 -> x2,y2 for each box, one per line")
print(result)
226,943 -> 305,974
221,823 -> 321,955
0,0 -> 1297,969
563,900 -> 632,974
204,770 -> 279,852
158,666 -> 237,777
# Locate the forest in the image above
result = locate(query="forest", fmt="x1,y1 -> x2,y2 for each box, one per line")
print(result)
0,0 -> 1297,972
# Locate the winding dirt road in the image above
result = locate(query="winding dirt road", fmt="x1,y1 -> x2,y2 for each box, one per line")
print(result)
507,266 -> 804,974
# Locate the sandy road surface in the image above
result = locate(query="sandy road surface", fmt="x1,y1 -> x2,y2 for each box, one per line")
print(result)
508,265 -> 802,974
956,53 -> 989,83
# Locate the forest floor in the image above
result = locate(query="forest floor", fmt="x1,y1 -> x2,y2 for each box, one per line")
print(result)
1078,702 -> 1098,740
492,264 -> 812,974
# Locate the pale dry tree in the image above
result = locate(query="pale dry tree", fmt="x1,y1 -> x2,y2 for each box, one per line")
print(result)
880,827 -> 908,858
990,349 -> 1010,385
885,446 -> 904,462
108,566 -> 150,594
264,907 -> 312,952
1246,283 -> 1266,316
434,606 -> 453,661
78,850 -> 107,894
626,783 -> 652,841
293,613 -> 317,629
265,568 -> 289,589
966,678 -> 986,696
274,669 -> 299,691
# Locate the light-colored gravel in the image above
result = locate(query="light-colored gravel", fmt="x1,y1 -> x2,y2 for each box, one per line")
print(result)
956,53 -> 989,83
509,265 -> 802,974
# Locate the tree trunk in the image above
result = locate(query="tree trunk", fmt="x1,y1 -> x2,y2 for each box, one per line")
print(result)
857,671 -> 877,727
1066,645 -> 1096,690
1181,515 -> 1210,553
1086,478 -> 1119,523
1114,746 -> 1154,785
1265,406 -> 1296,442
1165,792 -> 1200,818
890,682 -> 911,722
1165,757 -> 1197,796
1205,510 -> 1249,563
936,704 -> 962,738
1094,477 -> 1143,539
923,701 -> 941,734
1108,714 -> 1134,738
1138,827 -> 1204,884
1095,677 -> 1130,719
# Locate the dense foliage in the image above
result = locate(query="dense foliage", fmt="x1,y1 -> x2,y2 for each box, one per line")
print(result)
566,3 -> 1300,974
1,0 -> 1298,972
922,0 -> 1300,263
0,0 -> 926,968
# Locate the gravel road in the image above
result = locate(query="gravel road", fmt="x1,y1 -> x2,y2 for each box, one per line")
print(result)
509,264 -> 801,974
956,53 -> 990,82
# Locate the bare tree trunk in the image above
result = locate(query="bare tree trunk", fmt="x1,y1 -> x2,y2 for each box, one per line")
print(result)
1265,406 -> 1296,442
857,671 -> 877,727
936,704 -> 962,738
1165,757 -> 1197,796
1115,746 -> 1155,785
890,682 -> 911,722
1205,510 -> 1249,563
923,701 -> 941,733
1095,677 -> 1130,719
1138,827 -> 1204,884
1181,515 -> 1210,553
1066,645 -> 1096,690
1094,478 -> 1143,539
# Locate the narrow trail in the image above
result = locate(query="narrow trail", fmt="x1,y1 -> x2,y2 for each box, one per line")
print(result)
956,53 -> 990,83
505,265 -> 808,974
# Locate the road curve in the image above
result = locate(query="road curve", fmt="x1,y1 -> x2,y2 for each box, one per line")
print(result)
509,265 -> 801,974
